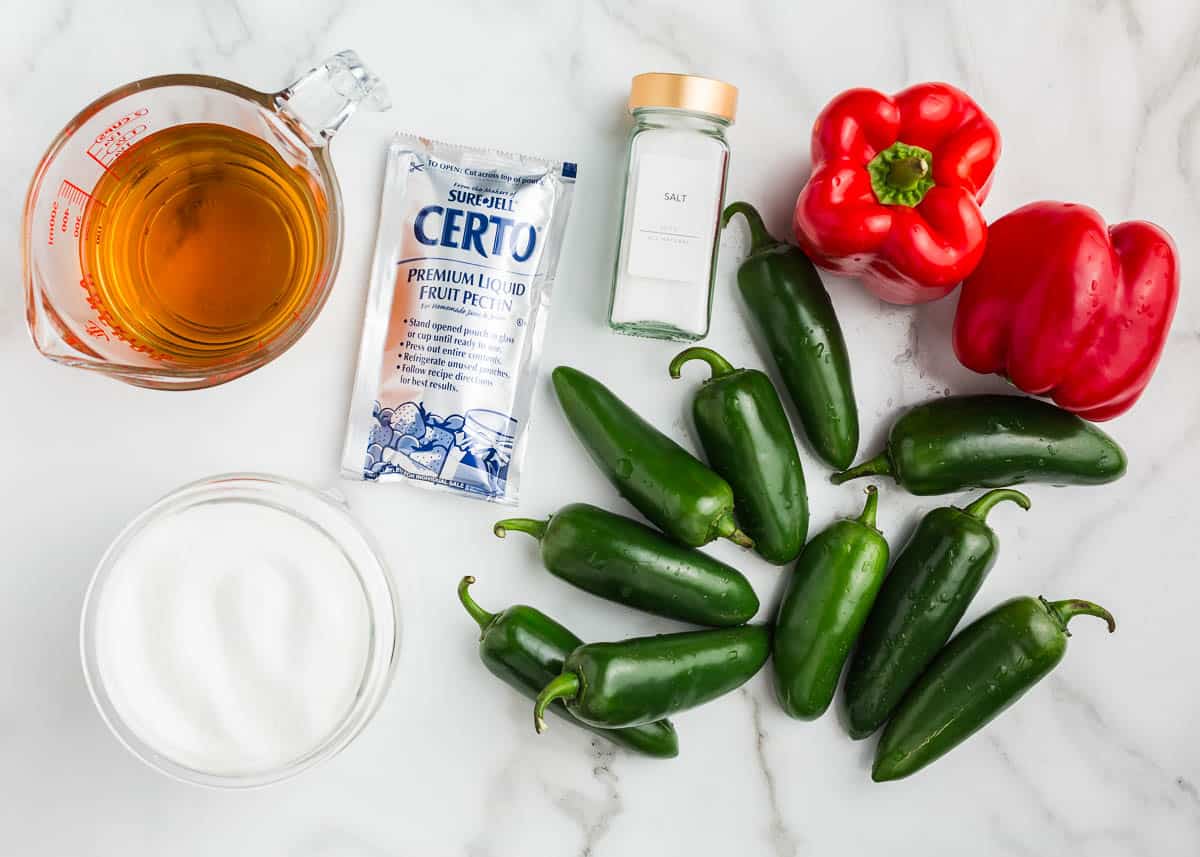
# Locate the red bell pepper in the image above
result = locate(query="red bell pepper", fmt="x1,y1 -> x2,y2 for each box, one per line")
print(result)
953,201 -> 1179,421
792,82 -> 1001,304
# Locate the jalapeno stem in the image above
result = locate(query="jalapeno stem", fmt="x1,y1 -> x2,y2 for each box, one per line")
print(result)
457,576 -> 496,634
722,201 -> 777,254
855,485 -> 880,529
669,347 -> 736,381
716,513 -> 755,548
534,672 -> 582,734
1043,597 -> 1117,635
493,517 -> 548,540
962,489 -> 1031,522
831,453 -> 892,485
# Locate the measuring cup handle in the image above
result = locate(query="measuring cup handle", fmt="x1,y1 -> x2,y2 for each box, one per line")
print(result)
274,50 -> 390,145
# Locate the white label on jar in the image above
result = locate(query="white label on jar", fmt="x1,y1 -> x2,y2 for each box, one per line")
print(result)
627,154 -> 721,283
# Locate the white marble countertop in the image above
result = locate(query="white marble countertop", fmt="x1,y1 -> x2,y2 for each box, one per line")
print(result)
3,1 -> 1199,854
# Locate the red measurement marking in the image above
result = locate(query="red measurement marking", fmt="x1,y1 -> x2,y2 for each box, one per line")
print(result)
85,320 -> 111,342
86,149 -> 118,176
48,180 -> 102,246
59,179 -> 103,208
77,274 -> 170,362
85,107 -> 152,176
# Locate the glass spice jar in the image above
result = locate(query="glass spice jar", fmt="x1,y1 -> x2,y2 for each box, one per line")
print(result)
608,73 -> 737,341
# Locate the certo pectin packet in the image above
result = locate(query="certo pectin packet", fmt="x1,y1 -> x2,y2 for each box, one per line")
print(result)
341,133 -> 577,503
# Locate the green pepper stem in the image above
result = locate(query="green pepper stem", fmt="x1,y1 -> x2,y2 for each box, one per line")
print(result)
962,489 -> 1031,522
856,485 -> 880,529
830,452 -> 893,485
1043,598 -> 1117,635
866,142 -> 936,207
721,201 -> 778,254
668,347 -> 737,381
715,513 -> 755,549
887,156 -> 930,191
457,576 -> 496,632
534,672 -> 582,734
493,517 -> 548,540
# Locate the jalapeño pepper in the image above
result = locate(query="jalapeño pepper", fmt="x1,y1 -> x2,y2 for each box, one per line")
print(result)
669,347 -> 808,564
552,365 -> 752,548
493,503 -> 759,627
873,596 -> 1116,781
843,489 -> 1030,739
533,624 -> 770,731
457,577 -> 678,758
832,394 -> 1127,495
773,487 -> 890,720
723,201 -> 859,470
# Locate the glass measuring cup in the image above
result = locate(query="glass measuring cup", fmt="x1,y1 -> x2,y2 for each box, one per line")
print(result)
22,50 -> 389,390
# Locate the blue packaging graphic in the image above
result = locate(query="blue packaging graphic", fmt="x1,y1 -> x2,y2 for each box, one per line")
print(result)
342,134 -> 577,502
363,402 -> 516,498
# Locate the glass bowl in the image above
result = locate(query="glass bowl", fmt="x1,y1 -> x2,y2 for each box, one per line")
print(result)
80,473 -> 398,788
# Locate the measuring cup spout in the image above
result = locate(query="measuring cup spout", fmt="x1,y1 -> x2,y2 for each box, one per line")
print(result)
274,50 -> 390,146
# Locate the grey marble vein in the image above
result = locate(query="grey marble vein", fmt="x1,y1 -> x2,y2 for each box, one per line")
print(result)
1113,0 -> 1146,40
5,1 -> 73,95
1177,95 -> 1200,211
983,731 -> 1089,853
592,0 -> 704,70
744,689 -> 801,857
548,740 -> 623,857
1049,674 -> 1200,838
199,0 -> 252,58
892,314 -> 922,374
1115,3 -> 1200,213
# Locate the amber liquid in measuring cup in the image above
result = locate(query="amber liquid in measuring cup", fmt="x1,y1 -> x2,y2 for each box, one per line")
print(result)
79,123 -> 328,361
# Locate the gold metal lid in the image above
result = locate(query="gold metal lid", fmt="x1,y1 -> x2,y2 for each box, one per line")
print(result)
628,73 -> 738,122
